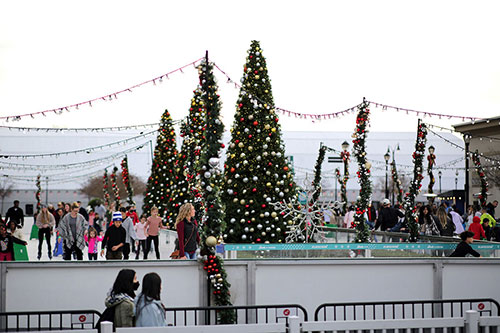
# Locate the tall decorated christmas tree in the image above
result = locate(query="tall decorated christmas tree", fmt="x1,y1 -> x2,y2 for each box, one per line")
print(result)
197,57 -> 234,323
223,41 -> 297,243
170,88 -> 207,222
170,121 -> 192,213
142,110 -> 178,224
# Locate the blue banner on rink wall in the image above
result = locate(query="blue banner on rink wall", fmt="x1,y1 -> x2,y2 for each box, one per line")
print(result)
223,243 -> 500,251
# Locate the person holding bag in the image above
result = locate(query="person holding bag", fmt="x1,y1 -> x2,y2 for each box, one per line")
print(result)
175,203 -> 199,260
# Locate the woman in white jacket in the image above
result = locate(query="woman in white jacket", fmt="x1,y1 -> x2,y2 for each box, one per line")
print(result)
134,272 -> 167,327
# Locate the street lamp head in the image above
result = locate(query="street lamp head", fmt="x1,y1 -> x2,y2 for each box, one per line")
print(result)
455,170 -> 459,176
384,150 -> 390,162
438,170 -> 442,177
341,141 -> 349,151
428,145 -> 435,154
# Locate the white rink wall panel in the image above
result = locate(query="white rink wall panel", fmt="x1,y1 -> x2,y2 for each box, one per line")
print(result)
2,259 -> 499,313
253,261 -> 435,316
3,262 -> 201,312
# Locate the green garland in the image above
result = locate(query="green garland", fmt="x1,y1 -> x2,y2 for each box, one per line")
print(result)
110,166 -> 120,210
391,161 -> 404,205
121,156 -> 135,205
35,174 -> 41,213
427,151 -> 436,202
198,58 -> 234,324
102,169 -> 111,207
471,150 -> 488,208
310,144 -> 326,203
403,120 -> 428,242
352,99 -> 372,243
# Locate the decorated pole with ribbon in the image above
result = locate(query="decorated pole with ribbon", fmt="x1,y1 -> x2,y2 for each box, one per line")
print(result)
403,119 -> 428,242
352,98 -> 372,243
391,161 -> 404,205
121,156 -> 135,205
110,166 -> 120,210
427,146 -> 436,203
35,174 -> 42,214
471,150 -> 488,208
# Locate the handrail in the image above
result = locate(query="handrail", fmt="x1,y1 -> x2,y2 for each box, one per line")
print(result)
314,298 -> 500,321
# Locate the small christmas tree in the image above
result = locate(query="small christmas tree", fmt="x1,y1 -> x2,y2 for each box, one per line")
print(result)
142,109 -> 178,224
223,41 -> 297,243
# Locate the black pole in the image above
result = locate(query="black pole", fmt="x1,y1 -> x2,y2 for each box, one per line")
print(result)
385,160 -> 389,199
464,134 -> 470,210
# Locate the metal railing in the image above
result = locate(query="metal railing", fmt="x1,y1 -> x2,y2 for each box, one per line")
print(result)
0,310 -> 101,332
163,304 -> 308,326
314,298 -> 500,322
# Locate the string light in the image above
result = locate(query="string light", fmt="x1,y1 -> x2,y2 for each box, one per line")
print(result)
0,58 -> 203,122
0,130 -> 157,159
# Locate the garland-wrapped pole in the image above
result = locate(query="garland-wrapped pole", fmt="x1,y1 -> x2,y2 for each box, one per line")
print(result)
391,161 -> 404,205
340,142 -> 350,214
305,143 -> 327,240
103,169 -> 111,207
36,174 -> 42,214
198,53 -> 234,323
427,146 -> 436,204
121,156 -> 135,205
110,166 -> 120,210
352,98 -> 372,243
471,150 -> 488,208
403,119 -> 428,242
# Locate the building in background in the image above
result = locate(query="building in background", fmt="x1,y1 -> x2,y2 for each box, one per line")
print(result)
454,116 -> 500,208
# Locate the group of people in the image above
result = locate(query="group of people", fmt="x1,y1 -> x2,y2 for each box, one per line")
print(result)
342,198 -> 499,240
103,269 -> 167,327
0,199 -> 201,262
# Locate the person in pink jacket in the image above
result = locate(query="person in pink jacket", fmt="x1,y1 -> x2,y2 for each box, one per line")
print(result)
84,227 -> 103,260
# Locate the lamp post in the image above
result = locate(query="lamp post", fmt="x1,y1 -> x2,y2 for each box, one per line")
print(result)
384,149 -> 390,199
427,145 -> 436,203
455,170 -> 459,190
340,141 -> 350,214
438,170 -> 442,194
463,134 -> 471,209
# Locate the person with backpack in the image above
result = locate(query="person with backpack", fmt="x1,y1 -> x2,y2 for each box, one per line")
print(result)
101,269 -> 139,328
135,272 -> 167,327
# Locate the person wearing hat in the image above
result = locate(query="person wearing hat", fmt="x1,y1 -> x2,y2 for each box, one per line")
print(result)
101,212 -> 127,260
58,202 -> 88,260
374,199 -> 404,232
35,204 -> 56,260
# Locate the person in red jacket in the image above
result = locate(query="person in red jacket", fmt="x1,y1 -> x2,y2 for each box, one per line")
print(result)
468,216 -> 486,240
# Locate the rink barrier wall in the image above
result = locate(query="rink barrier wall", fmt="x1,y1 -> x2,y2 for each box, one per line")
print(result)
1,258 -> 500,318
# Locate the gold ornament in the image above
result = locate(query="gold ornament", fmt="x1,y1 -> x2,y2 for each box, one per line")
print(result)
238,142 -> 244,148
266,182 -> 272,187
265,124 -> 270,130
271,212 -> 277,218
365,162 -> 372,169
205,236 -> 217,247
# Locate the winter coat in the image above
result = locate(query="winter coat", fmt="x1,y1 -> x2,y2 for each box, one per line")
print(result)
134,293 -> 167,327
468,221 -> 486,240
122,217 -> 137,245
375,207 -> 404,231
36,212 -> 56,229
438,216 -> 455,236
104,291 -> 134,327
58,213 -> 88,251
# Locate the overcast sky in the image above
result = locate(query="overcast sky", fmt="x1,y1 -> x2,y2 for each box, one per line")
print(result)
1,0 -> 499,135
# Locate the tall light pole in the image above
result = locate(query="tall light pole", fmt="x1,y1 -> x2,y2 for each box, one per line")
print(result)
438,170 -> 442,194
464,134 -> 471,209
384,149 -> 390,199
